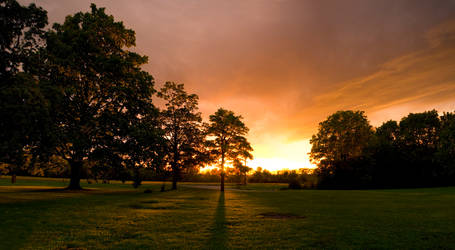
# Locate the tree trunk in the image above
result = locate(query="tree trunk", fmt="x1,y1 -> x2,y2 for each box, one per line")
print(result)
243,158 -> 247,185
172,171 -> 178,190
171,163 -> 179,190
220,152 -> 225,192
11,174 -> 16,184
68,160 -> 82,190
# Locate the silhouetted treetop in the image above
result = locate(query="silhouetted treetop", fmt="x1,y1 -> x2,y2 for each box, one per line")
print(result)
310,110 -> 373,163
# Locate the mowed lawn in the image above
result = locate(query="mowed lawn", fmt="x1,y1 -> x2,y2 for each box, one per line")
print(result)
1,177 -> 455,249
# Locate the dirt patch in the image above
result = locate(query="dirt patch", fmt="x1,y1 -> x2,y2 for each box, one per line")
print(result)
258,212 -> 305,219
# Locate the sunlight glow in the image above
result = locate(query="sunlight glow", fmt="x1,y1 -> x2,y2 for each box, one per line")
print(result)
200,139 -> 316,173
249,157 -> 316,172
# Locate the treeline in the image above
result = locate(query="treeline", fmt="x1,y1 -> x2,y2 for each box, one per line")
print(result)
0,1 -> 253,191
181,168 -> 317,188
311,110 -> 455,189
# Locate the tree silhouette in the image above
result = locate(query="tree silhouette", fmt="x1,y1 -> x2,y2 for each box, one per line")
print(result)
310,110 -> 373,163
437,112 -> 455,185
158,82 -> 207,190
43,4 -> 162,189
0,0 -> 49,182
310,111 -> 373,188
232,137 -> 253,185
399,110 -> 440,186
206,108 -> 249,191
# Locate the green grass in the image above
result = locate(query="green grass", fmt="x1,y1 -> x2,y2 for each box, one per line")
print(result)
1,176 -> 455,249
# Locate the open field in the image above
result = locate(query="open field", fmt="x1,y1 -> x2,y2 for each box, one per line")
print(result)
1,176 -> 455,249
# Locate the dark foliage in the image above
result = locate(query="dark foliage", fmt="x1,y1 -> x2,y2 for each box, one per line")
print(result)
312,110 -> 455,189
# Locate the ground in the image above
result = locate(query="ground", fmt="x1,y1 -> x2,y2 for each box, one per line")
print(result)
1,177 -> 455,249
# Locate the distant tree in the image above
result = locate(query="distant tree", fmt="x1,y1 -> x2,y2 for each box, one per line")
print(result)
43,5 -> 163,189
310,110 -> 374,188
158,82 -> 207,190
0,0 -> 50,182
206,108 -> 250,191
232,137 -> 253,185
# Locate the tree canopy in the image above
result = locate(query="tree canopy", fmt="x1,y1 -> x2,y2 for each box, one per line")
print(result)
310,110 -> 373,163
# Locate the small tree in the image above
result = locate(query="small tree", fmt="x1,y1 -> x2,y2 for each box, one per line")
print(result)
232,137 -> 253,185
158,82 -> 206,190
206,108 -> 250,191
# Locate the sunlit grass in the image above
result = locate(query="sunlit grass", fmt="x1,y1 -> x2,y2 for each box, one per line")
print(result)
1,176 -> 454,249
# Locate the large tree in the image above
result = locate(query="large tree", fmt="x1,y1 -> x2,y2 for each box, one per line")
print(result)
310,110 -> 374,188
158,82 -> 206,190
0,0 -> 49,180
206,108 -> 250,191
43,5 -> 162,189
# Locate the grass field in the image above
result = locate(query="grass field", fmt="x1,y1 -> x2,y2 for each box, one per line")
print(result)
1,176 -> 455,249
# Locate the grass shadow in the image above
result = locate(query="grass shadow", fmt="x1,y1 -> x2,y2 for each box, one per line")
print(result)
207,192 -> 228,249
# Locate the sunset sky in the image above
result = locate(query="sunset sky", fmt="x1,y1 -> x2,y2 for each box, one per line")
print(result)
23,0 -> 455,172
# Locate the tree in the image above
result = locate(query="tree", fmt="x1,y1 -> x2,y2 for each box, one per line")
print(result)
158,82 -> 206,190
232,137 -> 253,185
43,5 -> 162,189
375,120 -> 400,145
399,110 -> 440,186
0,0 -> 49,181
399,110 -> 440,148
206,108 -> 250,191
370,120 -> 405,187
310,110 -> 373,162
437,112 -> 455,185
310,110 -> 374,188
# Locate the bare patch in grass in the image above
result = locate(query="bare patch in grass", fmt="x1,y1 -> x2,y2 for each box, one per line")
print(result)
258,212 -> 305,219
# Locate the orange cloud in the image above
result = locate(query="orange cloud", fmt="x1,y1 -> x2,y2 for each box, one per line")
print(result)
289,19 -> 455,140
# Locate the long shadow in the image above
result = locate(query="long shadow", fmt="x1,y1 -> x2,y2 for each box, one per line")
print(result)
207,192 -> 228,249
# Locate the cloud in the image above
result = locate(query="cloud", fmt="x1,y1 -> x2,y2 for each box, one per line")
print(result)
290,19 -> 455,139
18,0 -> 455,169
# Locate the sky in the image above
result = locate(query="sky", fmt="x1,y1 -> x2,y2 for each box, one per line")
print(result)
23,0 -> 455,172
